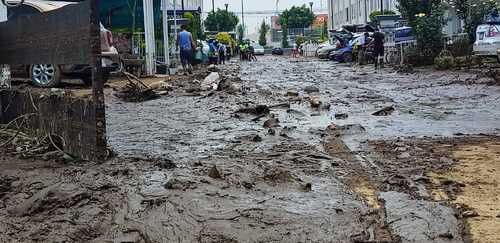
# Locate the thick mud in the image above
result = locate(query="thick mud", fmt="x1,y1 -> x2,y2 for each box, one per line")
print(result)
2,56 -> 500,242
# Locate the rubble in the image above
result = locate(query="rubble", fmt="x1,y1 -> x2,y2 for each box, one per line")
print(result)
304,86 -> 320,93
208,165 -> 222,179
372,106 -> 395,116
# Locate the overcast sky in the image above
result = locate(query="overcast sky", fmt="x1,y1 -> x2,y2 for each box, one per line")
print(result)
202,0 -> 328,36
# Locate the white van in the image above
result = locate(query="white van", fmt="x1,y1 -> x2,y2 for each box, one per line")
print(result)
473,24 -> 500,56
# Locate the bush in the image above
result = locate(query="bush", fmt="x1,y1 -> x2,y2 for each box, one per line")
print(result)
404,45 -> 435,66
450,37 -> 471,57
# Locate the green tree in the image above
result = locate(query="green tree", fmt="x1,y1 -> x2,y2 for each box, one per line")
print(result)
183,12 -> 201,40
320,21 -> 328,42
369,10 -> 397,23
279,5 -> 315,29
236,24 -> 245,42
258,20 -> 270,47
281,25 -> 289,48
126,0 -> 139,33
452,0 -> 499,42
397,0 -> 446,57
204,8 -> 239,32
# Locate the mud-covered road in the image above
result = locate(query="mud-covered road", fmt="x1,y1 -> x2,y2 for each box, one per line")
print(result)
1,56 -> 500,242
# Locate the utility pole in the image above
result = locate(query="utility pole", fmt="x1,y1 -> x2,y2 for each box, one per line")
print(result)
212,0 -> 215,12
380,0 -> 383,13
181,0 -> 184,15
143,0 -> 156,75
241,0 -> 245,37
162,0 -> 169,73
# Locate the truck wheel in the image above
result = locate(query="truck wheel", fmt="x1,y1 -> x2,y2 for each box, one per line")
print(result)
30,64 -> 61,87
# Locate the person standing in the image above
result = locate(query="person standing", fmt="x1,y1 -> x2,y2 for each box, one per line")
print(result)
177,25 -> 196,75
226,45 -> 232,61
218,43 -> 226,65
373,31 -> 385,69
358,32 -> 369,65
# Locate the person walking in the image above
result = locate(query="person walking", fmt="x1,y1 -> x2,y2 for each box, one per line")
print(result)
373,31 -> 385,69
177,25 -> 196,75
218,43 -> 226,65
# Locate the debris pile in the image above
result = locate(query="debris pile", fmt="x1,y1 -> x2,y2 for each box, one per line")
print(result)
114,72 -> 159,102
0,114 -> 67,160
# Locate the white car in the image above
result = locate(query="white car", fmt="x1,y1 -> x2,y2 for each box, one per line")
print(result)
252,44 -> 265,55
473,24 -> 500,57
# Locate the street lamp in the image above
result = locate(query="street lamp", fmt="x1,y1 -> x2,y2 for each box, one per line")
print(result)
225,3 -> 229,12
309,1 -> 314,13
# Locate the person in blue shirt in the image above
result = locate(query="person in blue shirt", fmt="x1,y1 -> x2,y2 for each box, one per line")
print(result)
177,25 -> 196,75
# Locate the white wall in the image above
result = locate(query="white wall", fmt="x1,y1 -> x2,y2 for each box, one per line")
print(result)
0,3 -> 7,22
328,0 -> 398,29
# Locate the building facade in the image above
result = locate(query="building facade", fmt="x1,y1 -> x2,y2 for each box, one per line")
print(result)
327,0 -> 398,30
327,0 -> 462,37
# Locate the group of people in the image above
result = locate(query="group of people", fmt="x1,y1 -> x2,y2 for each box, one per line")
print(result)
177,25 -> 234,75
237,42 -> 257,61
356,31 -> 385,69
208,39 -> 232,65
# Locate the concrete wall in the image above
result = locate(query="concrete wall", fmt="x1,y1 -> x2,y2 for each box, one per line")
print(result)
0,89 -> 107,161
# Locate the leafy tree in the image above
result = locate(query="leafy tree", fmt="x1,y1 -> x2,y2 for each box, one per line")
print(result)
397,0 -> 446,57
279,5 -> 315,29
126,0 -> 139,33
320,21 -> 328,42
258,20 -> 270,47
204,8 -> 239,32
451,0 -> 499,41
369,10 -> 397,23
237,24 -> 245,42
281,25 -> 289,48
183,12 -> 201,40
216,32 -> 232,44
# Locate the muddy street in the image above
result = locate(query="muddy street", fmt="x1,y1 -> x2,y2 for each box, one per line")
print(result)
2,56 -> 500,242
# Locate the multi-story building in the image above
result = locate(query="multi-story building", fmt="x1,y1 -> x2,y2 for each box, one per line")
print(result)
327,0 -> 398,30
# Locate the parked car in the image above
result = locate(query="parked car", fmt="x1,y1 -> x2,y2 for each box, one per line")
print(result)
473,23 -> 500,57
252,44 -> 265,55
316,44 -> 336,59
7,0 -> 119,87
272,47 -> 284,55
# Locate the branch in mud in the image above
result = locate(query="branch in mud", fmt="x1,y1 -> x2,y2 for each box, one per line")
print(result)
114,71 -> 160,102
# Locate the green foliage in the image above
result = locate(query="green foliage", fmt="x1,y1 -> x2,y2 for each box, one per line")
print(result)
404,45 -> 435,66
434,50 -> 454,70
204,9 -> 239,32
369,10 -> 397,23
236,24 -> 245,42
397,0 -> 446,58
258,20 -> 270,47
450,36 -> 471,57
320,21 -> 328,42
279,5 -> 315,29
295,36 -> 308,46
281,25 -> 289,48
452,0 -> 499,42
183,12 -> 200,40
216,32 -> 232,44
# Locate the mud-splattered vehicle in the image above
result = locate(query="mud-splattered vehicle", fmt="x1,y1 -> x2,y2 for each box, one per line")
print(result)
7,0 -> 119,87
